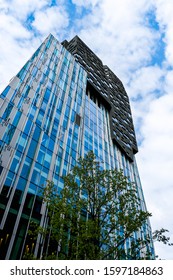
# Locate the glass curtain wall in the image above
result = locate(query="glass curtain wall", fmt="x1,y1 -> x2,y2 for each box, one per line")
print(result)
0,34 -> 87,259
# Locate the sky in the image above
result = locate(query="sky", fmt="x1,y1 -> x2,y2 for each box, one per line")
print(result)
0,0 -> 173,259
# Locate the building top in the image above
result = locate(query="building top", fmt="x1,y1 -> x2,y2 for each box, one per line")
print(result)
62,35 -> 138,161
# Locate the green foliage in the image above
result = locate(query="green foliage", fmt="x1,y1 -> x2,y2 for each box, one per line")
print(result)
27,151 -> 153,259
153,228 -> 173,246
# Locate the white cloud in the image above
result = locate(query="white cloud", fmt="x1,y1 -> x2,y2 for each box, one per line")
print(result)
5,0 -> 50,20
0,33 -> 40,92
0,3 -> 33,91
72,0 -> 99,7
73,0 -> 159,83
32,6 -> 69,35
136,82 -> 173,259
128,66 -> 164,99
154,0 -> 173,66
127,65 -> 165,138
0,13 -> 31,39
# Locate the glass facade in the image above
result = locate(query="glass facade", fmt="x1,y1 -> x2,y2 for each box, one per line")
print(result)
0,34 -> 154,259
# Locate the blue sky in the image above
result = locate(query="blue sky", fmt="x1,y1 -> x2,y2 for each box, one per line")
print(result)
0,0 -> 173,259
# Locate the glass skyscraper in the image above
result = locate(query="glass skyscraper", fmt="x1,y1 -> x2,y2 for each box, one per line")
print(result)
0,34 -> 154,259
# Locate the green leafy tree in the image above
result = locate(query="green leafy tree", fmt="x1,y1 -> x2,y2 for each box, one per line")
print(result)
152,228 -> 173,259
26,151 -> 153,259
153,228 -> 173,246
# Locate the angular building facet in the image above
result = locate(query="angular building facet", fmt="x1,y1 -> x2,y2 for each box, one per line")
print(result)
0,34 -> 154,259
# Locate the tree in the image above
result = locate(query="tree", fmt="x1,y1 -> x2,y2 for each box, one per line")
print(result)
153,228 -> 173,246
152,228 -> 173,259
26,151 -> 153,260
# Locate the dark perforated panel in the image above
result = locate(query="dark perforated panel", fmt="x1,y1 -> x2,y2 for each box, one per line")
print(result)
62,36 -> 138,161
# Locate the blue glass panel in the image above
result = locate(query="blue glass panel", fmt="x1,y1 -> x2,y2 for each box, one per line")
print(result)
17,132 -> 28,153
55,156 -> 61,173
2,102 -> 13,120
65,152 -> 69,161
65,105 -> 70,117
52,173 -> 58,186
47,79 -> 53,90
41,133 -> 49,148
58,147 -> 63,158
1,171 -> 15,196
37,145 -> 46,165
71,110 -> 76,122
12,111 -> 22,127
31,170 -> 40,185
16,177 -> 27,191
27,139 -> 38,159
17,67 -> 27,80
23,85 -> 31,98
62,169 -> 67,176
31,162 -> 42,185
44,150 -> 52,168
48,137 -> 55,151
28,182 -> 37,195
67,137 -> 71,147
33,125 -> 41,141
28,105 -> 37,121
23,119 -> 33,135
62,116 -> 68,129
40,73 -> 47,84
36,110 -> 44,126
71,149 -> 76,159
57,99 -> 63,111
20,156 -> 32,179
44,88 -> 51,101
40,99 -> 48,111
0,85 -> 10,99
67,96 -> 72,106
11,177 -> 27,209
3,124 -> 16,145
32,66 -> 38,77
40,166 -> 49,187
10,150 -> 22,173
51,119 -> 59,137
58,176 -> 64,189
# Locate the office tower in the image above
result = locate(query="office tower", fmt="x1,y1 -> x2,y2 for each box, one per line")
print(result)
0,34 -> 154,259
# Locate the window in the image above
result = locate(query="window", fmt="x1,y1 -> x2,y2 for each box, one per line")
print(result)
0,85 -> 10,99
10,150 -> 22,174
32,66 -> 38,77
20,156 -> 32,179
24,119 -> 33,135
48,137 -> 55,151
27,139 -> 38,159
44,88 -> 51,101
31,162 -> 42,185
3,124 -> 16,145
1,171 -> 15,196
36,110 -> 44,126
17,132 -> 28,153
33,125 -> 41,141
40,99 -> 48,111
37,145 -> 46,165
75,114 -> 81,126
28,105 -> 37,121
11,177 -> 27,210
2,102 -> 13,120
40,166 -> 48,187
44,150 -> 52,169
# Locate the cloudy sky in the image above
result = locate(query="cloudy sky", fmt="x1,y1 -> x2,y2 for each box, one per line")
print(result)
0,0 -> 173,259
